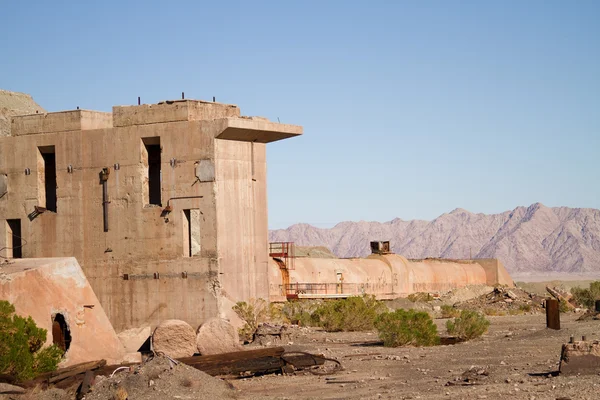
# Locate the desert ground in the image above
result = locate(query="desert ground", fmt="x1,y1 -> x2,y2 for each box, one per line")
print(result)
236,313 -> 599,400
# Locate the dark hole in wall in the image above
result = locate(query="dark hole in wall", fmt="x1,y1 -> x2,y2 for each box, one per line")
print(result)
52,313 -> 71,352
144,140 -> 161,206
39,146 -> 57,212
6,219 -> 22,258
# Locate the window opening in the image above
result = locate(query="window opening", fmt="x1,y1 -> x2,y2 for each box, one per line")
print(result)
52,313 -> 71,352
142,138 -> 161,206
38,146 -> 57,212
182,209 -> 201,257
5,219 -> 22,258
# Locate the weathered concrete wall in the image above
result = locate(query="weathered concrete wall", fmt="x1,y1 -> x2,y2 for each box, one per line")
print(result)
269,253 -> 513,300
215,140 -> 270,319
0,258 -> 125,366
0,100 -> 302,332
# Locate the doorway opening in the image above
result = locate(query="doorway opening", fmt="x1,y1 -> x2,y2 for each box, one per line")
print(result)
52,313 -> 71,352
5,219 -> 22,258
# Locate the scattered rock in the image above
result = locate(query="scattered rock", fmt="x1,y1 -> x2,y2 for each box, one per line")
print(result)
196,317 -> 242,355
152,319 -> 197,358
253,323 -> 291,346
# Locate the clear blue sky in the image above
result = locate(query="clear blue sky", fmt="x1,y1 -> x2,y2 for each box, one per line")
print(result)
1,1 -> 598,229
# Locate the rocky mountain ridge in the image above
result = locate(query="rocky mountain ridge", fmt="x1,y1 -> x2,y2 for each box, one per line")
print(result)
269,203 -> 600,273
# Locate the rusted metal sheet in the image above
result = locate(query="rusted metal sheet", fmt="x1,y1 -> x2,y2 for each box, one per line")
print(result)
546,298 -> 560,330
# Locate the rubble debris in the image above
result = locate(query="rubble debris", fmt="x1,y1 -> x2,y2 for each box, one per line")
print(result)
117,326 -> 151,353
253,323 -> 291,346
85,355 -> 237,400
546,286 -> 575,309
446,365 -> 490,386
559,339 -> 600,375
152,319 -> 197,358
455,286 -> 544,315
195,318 -> 242,355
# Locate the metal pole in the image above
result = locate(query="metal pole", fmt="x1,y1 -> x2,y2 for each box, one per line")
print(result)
102,179 -> 109,232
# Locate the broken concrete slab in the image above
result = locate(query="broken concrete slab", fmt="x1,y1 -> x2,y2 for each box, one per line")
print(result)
560,340 -> 600,375
196,318 -> 242,355
117,326 -> 151,353
152,319 -> 197,358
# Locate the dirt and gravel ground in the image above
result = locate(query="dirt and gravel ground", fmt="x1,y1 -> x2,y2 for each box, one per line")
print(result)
234,313 -> 600,400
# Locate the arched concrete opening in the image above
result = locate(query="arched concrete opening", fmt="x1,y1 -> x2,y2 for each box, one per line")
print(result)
52,313 -> 71,352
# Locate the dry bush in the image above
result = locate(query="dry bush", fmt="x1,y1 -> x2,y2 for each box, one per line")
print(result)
440,305 -> 461,318
375,309 -> 440,347
407,292 -> 434,303
232,298 -> 268,341
446,310 -> 490,341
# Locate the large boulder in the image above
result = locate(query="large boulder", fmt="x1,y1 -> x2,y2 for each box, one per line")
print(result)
152,320 -> 197,358
196,318 -> 242,355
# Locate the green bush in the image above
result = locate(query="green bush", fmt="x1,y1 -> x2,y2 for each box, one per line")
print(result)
280,300 -> 322,326
311,295 -> 387,332
375,309 -> 440,347
0,300 -> 63,382
572,281 -> 600,309
446,310 -> 490,341
407,292 -> 434,303
440,305 -> 461,319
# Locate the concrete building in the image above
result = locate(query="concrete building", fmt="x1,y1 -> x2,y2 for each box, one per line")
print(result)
0,99 -> 302,332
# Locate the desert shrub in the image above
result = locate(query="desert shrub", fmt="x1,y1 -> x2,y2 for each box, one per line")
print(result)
232,298 -> 268,341
375,309 -> 440,347
280,300 -> 322,326
519,304 -> 531,313
483,308 -> 505,317
558,299 -> 570,313
311,295 -> 387,332
407,292 -> 434,303
440,305 -> 461,319
446,310 -> 490,341
572,281 -> 600,309
0,300 -> 63,382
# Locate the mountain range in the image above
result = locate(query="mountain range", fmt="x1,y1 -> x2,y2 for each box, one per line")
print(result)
269,203 -> 600,274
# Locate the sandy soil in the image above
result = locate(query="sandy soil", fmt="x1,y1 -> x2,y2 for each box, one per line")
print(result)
234,314 -> 600,400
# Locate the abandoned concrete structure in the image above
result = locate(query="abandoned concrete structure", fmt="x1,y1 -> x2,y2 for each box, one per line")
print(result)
268,242 -> 513,302
0,258 -> 127,366
0,93 -> 515,350
0,99 -> 302,332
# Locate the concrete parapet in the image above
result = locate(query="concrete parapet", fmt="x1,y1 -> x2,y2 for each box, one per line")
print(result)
113,100 -> 240,127
11,110 -> 113,136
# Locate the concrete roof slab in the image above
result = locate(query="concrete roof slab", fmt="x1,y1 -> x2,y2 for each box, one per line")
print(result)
215,117 -> 302,143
